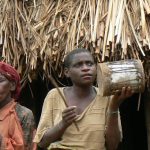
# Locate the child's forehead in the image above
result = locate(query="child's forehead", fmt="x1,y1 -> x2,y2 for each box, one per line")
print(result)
73,52 -> 91,58
72,52 -> 93,60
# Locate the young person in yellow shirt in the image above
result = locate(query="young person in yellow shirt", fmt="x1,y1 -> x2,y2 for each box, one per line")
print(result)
34,48 -> 134,150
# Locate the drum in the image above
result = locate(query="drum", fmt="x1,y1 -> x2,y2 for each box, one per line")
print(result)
97,59 -> 145,96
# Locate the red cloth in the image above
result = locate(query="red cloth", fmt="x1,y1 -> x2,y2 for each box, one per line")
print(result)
0,100 -> 24,150
0,62 -> 21,100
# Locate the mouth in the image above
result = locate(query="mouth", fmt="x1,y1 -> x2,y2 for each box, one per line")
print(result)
81,74 -> 93,79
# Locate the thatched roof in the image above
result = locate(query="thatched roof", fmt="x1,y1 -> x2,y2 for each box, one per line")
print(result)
0,0 -> 150,88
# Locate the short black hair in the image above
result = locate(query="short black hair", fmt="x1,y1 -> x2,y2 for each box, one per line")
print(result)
64,48 -> 92,68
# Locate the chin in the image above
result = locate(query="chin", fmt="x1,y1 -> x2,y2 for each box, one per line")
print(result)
80,82 -> 93,86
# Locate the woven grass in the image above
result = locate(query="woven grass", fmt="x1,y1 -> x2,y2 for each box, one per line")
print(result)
0,0 -> 150,87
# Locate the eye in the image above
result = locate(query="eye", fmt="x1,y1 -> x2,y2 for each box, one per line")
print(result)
86,61 -> 94,66
73,62 -> 82,68
0,77 -> 7,82
74,64 -> 80,68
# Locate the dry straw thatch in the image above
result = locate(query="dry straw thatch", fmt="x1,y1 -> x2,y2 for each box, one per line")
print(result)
0,0 -> 150,88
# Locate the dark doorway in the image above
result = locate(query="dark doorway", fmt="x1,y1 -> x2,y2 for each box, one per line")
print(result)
119,93 -> 148,150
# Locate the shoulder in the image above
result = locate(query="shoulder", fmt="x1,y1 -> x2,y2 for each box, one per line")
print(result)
45,87 -> 64,100
16,103 -> 33,115
15,103 -> 34,123
47,87 -> 64,95
93,86 -> 101,96
41,88 -> 65,108
94,86 -> 111,101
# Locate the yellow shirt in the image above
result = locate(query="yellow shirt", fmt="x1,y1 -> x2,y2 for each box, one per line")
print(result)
34,87 -> 120,150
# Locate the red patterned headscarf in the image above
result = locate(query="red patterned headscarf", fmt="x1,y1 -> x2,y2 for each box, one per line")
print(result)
0,62 -> 21,100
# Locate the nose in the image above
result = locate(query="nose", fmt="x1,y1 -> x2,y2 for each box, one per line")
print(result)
81,64 -> 90,71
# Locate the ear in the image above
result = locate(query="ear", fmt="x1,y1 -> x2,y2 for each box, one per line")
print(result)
64,67 -> 70,78
10,81 -> 16,91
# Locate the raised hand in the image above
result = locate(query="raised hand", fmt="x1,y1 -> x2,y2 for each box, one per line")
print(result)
105,87 -> 134,150
112,87 -> 134,107
61,106 -> 78,128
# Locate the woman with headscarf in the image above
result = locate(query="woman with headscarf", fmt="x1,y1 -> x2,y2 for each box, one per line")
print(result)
0,62 -> 36,150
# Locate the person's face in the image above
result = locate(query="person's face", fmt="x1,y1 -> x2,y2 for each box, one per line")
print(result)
65,52 -> 96,86
0,74 -> 12,103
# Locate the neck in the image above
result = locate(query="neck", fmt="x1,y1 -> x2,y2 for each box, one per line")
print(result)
0,95 -> 12,109
71,85 -> 94,98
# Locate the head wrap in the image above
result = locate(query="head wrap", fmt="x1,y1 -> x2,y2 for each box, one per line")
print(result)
0,62 -> 21,100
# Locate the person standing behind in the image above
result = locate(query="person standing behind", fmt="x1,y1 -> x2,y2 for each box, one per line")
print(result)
34,48 -> 133,150
0,62 -> 36,150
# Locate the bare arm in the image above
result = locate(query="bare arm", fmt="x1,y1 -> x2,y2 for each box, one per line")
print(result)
0,134 -> 2,148
105,87 -> 133,150
21,110 -> 36,150
38,106 -> 77,148
38,120 -> 66,148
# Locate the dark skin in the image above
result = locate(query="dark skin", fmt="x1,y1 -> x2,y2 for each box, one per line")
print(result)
38,52 -> 134,149
0,74 -> 16,146
0,82 -> 12,108
39,52 -> 96,148
64,86 -> 96,115
64,52 -> 97,115
105,87 -> 133,150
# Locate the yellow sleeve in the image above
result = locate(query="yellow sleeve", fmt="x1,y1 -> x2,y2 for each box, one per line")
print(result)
33,89 -> 55,143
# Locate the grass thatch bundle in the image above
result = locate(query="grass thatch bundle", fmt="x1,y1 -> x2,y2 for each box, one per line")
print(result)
0,0 -> 150,88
